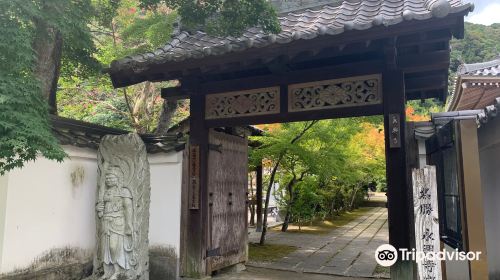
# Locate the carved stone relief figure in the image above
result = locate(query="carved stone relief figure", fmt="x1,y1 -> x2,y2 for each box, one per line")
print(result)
89,133 -> 150,280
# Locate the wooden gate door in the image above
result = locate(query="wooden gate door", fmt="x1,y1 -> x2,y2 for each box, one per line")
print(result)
206,130 -> 248,273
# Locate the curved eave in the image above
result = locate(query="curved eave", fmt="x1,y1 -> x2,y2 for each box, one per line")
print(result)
108,3 -> 473,88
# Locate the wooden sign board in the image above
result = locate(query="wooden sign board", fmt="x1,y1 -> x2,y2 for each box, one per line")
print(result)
389,113 -> 401,148
412,166 -> 442,280
189,145 -> 200,210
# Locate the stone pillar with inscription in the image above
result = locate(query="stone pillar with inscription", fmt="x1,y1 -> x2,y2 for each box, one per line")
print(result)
413,166 -> 442,280
89,133 -> 151,280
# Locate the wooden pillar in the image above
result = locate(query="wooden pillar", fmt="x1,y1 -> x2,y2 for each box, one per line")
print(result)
181,89 -> 209,278
457,120 -> 488,279
256,164 -> 263,232
382,69 -> 412,279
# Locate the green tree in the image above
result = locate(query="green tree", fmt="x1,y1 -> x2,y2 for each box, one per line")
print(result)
139,0 -> 280,36
250,118 -> 382,237
1,0 -> 280,174
0,0 -> 100,174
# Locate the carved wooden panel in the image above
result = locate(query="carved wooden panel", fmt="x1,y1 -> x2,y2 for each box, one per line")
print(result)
288,74 -> 382,112
205,87 -> 280,119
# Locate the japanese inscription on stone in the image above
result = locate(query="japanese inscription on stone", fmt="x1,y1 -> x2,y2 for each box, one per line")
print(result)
413,166 -> 442,280
189,145 -> 200,210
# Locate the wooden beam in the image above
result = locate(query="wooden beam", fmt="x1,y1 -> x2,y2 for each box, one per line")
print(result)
161,86 -> 190,100
383,69 -> 410,250
205,104 -> 383,128
181,86 -> 209,278
405,74 -> 447,92
406,89 -> 446,101
200,60 -> 385,95
398,50 -> 450,72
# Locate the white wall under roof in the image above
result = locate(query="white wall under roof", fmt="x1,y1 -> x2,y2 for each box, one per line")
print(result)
0,145 -> 183,274
478,116 -> 500,279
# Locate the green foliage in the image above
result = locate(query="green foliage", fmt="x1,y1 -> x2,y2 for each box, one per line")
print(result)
448,22 -> 500,95
59,1 -> 178,133
139,0 -> 281,36
407,99 -> 444,115
0,1 -> 75,174
252,118 -> 382,226
290,178 -> 323,224
450,23 -> 500,72
120,12 -> 178,53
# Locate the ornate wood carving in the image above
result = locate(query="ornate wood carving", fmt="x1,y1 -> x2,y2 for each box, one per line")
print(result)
288,74 -> 382,112
205,87 -> 280,119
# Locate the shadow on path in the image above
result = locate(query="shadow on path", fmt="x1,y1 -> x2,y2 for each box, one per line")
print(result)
248,207 -> 390,279
213,266 -> 376,280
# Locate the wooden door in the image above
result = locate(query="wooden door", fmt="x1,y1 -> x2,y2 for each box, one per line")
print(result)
206,130 -> 248,273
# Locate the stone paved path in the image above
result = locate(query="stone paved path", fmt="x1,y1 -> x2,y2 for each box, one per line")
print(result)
213,266 -> 374,280
248,207 -> 389,279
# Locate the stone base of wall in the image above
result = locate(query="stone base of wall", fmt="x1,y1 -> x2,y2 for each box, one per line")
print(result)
1,246 -> 179,280
149,246 -> 178,280
0,262 -> 93,280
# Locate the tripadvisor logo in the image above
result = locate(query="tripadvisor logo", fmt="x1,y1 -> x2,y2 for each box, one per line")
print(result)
375,244 -> 482,267
375,244 -> 398,267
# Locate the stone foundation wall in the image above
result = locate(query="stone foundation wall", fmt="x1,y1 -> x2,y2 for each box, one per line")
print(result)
0,248 -> 92,280
149,246 -> 178,280
0,246 -> 179,280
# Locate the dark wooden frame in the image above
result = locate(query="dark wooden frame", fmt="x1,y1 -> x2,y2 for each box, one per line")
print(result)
169,12 -> 467,280
426,122 -> 463,250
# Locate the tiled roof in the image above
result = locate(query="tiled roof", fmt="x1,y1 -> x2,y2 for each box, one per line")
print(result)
457,56 -> 500,76
51,116 -> 186,154
109,0 -> 473,78
434,97 -> 500,126
477,97 -> 500,125
447,57 -> 500,111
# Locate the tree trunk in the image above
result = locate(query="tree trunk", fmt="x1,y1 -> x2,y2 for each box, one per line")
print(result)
349,185 -> 360,211
260,121 -> 317,244
256,164 -> 263,232
281,176 -> 296,232
260,158 -> 282,245
33,16 -> 63,114
249,173 -> 255,226
156,99 -> 178,135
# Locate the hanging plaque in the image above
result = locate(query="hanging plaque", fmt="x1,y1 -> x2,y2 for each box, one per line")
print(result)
189,145 -> 200,210
389,113 -> 401,148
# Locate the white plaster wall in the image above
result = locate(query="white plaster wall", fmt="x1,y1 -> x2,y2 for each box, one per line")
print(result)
0,174 -> 9,271
478,116 -> 500,279
148,151 -> 183,254
0,146 -> 184,274
0,145 -> 98,273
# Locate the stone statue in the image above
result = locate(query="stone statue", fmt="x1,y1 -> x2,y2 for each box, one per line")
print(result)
90,133 -> 150,280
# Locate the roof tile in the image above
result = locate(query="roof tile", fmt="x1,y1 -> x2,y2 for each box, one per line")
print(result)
109,0 -> 473,83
